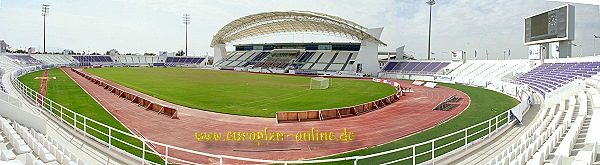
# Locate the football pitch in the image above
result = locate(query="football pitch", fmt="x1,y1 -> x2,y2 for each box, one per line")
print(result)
17,68 -> 518,164
84,68 -> 397,117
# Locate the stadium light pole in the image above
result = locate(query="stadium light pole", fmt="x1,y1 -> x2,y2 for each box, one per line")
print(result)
594,35 -> 598,56
42,4 -> 50,54
426,0 -> 436,60
572,44 -> 583,57
183,14 -> 190,57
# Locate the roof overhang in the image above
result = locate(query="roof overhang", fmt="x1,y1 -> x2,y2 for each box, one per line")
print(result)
210,11 -> 386,47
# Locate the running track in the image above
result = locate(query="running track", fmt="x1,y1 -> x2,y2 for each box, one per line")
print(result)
62,68 -> 469,164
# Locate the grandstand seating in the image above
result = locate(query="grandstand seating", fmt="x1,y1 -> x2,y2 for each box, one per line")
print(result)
253,54 -> 294,69
216,50 -> 357,72
72,55 -> 113,63
241,52 -> 270,67
165,57 -> 205,66
514,62 -> 600,97
6,55 -> 43,66
445,60 -> 529,80
381,61 -> 449,75
215,51 -> 244,66
288,52 -> 315,69
31,55 -> 78,65
298,52 -> 356,72
296,52 -> 315,63
489,73 -> 600,165
0,56 -> 22,70
0,115 -> 87,164
218,51 -> 263,67
26,55 -> 189,67
111,55 -> 165,66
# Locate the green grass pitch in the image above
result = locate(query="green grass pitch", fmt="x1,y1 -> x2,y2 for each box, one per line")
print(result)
18,68 -> 518,164
84,67 -> 397,117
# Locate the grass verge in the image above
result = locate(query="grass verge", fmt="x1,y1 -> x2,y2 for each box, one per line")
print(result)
18,68 -> 164,164
312,82 -> 520,164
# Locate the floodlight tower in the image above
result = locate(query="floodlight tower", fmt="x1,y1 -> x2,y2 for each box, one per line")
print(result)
572,44 -> 583,57
183,14 -> 190,56
42,4 -> 50,54
426,0 -> 435,60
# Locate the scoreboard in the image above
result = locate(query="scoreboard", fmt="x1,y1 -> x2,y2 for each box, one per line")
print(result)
524,4 -> 575,45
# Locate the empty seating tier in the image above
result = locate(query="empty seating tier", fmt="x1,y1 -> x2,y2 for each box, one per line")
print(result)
514,62 -> 600,97
72,56 -> 113,63
381,61 -> 449,75
165,57 -> 205,65
1,115 -> 87,164
6,55 -> 43,66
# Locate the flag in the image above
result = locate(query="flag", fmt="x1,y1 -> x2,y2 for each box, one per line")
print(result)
595,35 -> 600,39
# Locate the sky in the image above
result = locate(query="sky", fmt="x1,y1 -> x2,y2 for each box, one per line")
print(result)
0,0 -> 599,60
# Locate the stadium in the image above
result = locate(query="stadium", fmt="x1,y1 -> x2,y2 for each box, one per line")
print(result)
0,0 -> 599,165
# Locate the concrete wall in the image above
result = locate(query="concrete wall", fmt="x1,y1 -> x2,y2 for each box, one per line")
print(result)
0,90 -> 47,134
354,28 -> 384,77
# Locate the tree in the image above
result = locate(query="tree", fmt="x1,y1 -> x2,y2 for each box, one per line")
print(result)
144,52 -> 156,56
105,51 -> 110,55
176,50 -> 185,56
15,49 -> 27,53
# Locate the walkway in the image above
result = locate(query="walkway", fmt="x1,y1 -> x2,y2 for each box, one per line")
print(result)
443,92 -> 543,164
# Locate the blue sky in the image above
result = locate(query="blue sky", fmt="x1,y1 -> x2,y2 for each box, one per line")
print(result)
0,0 -> 599,60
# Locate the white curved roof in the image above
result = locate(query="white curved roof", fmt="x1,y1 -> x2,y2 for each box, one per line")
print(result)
210,11 -> 386,47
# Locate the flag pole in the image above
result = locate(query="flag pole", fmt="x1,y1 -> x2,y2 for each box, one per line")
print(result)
595,35 -> 597,56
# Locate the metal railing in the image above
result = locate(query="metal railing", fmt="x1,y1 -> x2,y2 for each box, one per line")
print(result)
9,66 -> 529,165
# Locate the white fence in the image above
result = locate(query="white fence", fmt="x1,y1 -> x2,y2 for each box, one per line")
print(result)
9,66 -> 530,165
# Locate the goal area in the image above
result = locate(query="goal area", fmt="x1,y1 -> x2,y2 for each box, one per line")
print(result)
310,77 -> 331,89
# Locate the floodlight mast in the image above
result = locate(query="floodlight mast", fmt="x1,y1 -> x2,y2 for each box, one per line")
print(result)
42,4 -> 50,54
426,0 -> 435,60
183,14 -> 190,56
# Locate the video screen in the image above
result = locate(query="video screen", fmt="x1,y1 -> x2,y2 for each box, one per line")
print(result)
530,13 -> 549,37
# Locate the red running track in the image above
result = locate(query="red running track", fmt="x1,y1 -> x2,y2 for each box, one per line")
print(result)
37,70 -> 49,104
61,68 -> 469,164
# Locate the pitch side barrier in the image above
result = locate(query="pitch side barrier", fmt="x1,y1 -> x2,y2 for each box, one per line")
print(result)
70,68 -> 178,119
432,94 -> 460,111
276,78 -> 401,123
10,66 -> 530,165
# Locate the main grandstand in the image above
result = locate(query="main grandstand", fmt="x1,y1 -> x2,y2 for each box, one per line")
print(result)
0,3 -> 599,165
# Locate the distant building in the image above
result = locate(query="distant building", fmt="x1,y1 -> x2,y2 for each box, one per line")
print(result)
28,47 -> 36,54
0,40 -> 7,53
159,51 -> 168,56
64,49 -> 73,55
109,49 -> 119,55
